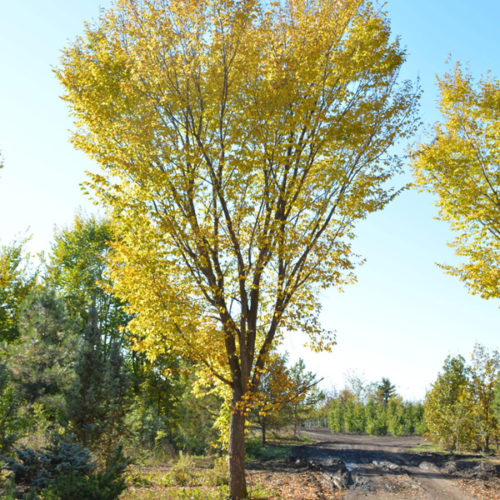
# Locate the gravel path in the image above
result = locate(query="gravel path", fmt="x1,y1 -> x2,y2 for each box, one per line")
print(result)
292,429 -> 499,499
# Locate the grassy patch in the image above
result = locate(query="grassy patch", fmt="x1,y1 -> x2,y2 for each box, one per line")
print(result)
121,434 -> 316,498
245,439 -> 294,461
412,442 -> 449,454
121,452 -> 277,499
245,431 -> 316,462
412,442 -> 500,462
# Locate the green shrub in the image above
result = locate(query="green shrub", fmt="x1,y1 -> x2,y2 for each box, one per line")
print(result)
2,434 -> 94,492
204,456 -> 228,486
43,446 -> 128,500
245,440 -> 263,459
2,435 -> 128,500
167,451 -> 198,486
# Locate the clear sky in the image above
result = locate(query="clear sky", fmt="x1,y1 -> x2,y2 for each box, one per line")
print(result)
0,1 -> 498,400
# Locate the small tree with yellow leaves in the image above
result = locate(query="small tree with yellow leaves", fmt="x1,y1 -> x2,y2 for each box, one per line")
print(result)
57,0 -> 419,496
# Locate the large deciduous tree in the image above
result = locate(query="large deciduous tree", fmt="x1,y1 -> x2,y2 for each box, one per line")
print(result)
48,214 -> 129,341
57,0 -> 419,496
412,64 -> 500,299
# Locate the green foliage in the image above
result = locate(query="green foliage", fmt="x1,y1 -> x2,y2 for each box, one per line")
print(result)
0,239 -> 37,343
344,399 -> 366,433
251,355 -> 324,443
0,215 -> 227,479
424,345 -> 500,452
66,304 -> 107,448
2,434 -> 94,493
0,362 -> 24,453
124,362 -> 222,458
124,402 -> 170,458
364,398 -> 388,436
6,288 -> 77,417
376,378 -> 396,405
48,215 -> 127,337
493,373 -> 500,425
46,216 -> 132,457
424,355 -> 475,451
245,439 -> 292,461
286,359 -> 325,436
3,434 -> 128,500
166,451 -> 197,487
23,404 -> 59,452
43,445 -> 128,500
327,378 -> 424,436
67,303 -> 130,458
170,378 -> 221,454
328,398 -> 345,433
205,456 -> 228,487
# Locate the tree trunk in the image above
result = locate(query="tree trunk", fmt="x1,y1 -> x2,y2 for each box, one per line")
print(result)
228,402 -> 248,499
261,420 -> 266,445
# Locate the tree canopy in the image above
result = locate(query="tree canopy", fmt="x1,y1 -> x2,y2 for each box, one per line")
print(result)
0,239 -> 37,343
412,64 -> 500,299
424,346 -> 499,452
57,0 -> 419,496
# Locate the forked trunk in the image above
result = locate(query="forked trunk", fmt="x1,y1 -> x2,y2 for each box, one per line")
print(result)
228,404 -> 247,499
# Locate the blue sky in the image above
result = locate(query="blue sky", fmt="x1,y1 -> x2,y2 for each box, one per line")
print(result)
0,1 -> 498,400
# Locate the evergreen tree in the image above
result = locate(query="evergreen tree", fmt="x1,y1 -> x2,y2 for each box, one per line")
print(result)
67,302 -> 130,459
364,398 -> 377,435
6,288 -> 77,418
373,402 -> 388,436
285,359 -> 324,437
376,378 -> 396,406
0,362 -> 22,453
344,399 -> 365,433
67,303 -> 108,448
387,397 -> 405,436
100,341 -> 131,459
328,381 -> 424,437
328,399 -> 345,433
251,355 -> 323,443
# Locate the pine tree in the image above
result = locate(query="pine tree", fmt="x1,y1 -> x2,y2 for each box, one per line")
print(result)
376,378 -> 396,406
67,302 -> 107,448
67,302 -> 130,458
0,362 -> 21,452
7,288 -> 78,417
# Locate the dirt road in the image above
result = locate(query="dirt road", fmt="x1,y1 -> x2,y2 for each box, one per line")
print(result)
291,429 -> 499,499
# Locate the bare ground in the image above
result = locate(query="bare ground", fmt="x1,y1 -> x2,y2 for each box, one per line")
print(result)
270,428 -> 500,500
120,429 -> 499,498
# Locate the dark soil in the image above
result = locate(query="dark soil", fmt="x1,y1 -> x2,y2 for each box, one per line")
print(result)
281,428 -> 500,499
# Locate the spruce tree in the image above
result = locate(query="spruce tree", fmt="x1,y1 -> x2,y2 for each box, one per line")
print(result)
67,301 -> 130,459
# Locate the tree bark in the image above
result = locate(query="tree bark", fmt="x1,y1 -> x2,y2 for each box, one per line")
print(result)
228,400 -> 248,499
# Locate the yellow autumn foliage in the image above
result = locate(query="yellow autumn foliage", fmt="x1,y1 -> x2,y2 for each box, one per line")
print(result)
412,64 -> 500,299
57,1 -> 419,495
